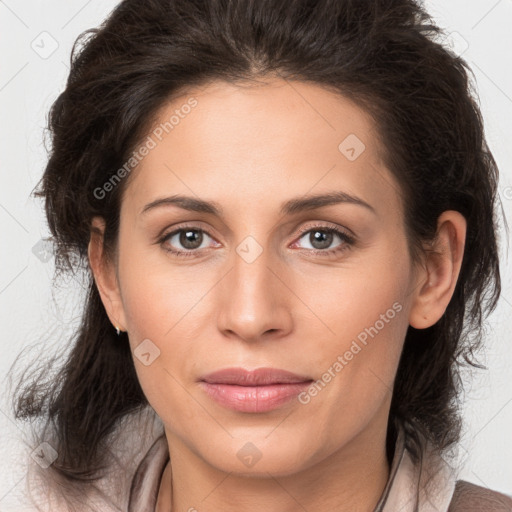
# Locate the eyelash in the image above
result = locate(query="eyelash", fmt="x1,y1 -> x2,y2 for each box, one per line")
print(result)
158,223 -> 356,259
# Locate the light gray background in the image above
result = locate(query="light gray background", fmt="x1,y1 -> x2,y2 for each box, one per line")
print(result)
1,0 -> 511,509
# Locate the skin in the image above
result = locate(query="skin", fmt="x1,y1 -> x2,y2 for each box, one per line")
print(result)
88,78 -> 466,512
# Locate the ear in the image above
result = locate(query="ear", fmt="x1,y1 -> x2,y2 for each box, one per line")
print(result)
88,216 -> 127,332
409,210 -> 467,329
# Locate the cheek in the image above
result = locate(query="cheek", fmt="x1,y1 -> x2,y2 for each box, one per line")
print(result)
296,237 -> 411,353
292,242 -> 411,414
119,266 -> 201,425
117,233 -> 204,339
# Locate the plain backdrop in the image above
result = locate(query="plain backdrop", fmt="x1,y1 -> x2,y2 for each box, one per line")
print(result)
1,0 -> 511,509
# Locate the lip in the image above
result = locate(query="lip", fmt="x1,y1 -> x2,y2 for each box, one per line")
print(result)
200,367 -> 312,385
199,367 -> 313,413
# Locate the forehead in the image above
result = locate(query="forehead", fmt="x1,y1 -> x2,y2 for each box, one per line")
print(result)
122,78 -> 400,220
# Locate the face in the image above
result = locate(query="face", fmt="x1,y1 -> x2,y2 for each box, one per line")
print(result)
98,78 -> 421,476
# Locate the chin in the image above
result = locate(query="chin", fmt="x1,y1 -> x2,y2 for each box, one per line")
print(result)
196,434 -> 315,477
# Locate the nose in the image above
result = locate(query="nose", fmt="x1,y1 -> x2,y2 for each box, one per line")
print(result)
216,242 -> 293,344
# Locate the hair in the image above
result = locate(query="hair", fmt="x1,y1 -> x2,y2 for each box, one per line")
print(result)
9,0 -> 502,506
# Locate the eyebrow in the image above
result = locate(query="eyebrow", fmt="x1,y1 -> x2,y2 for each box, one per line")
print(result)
140,191 -> 376,217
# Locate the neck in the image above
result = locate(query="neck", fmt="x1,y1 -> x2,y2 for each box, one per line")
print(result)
158,420 -> 392,512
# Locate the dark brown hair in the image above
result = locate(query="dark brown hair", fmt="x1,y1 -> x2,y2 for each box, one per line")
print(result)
10,0 -> 502,503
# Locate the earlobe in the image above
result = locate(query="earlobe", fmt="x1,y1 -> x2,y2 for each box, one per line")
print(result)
408,211 -> 466,329
87,216 -> 127,332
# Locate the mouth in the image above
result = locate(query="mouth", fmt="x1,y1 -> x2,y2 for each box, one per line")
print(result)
199,367 -> 314,413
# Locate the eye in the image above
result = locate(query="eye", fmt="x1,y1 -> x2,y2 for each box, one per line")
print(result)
292,224 -> 355,256
159,226 -> 218,258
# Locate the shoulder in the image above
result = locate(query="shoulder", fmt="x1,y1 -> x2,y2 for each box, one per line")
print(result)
448,480 -> 512,511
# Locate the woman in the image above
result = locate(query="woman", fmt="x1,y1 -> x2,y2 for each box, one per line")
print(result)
10,0 -> 511,510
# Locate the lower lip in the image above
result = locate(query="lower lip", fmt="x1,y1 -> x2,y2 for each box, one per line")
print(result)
199,381 -> 312,413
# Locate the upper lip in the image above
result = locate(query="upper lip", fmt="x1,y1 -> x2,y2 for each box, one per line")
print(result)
200,367 -> 313,386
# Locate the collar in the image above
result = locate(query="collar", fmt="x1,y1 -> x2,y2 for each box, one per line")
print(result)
375,422 -> 457,512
